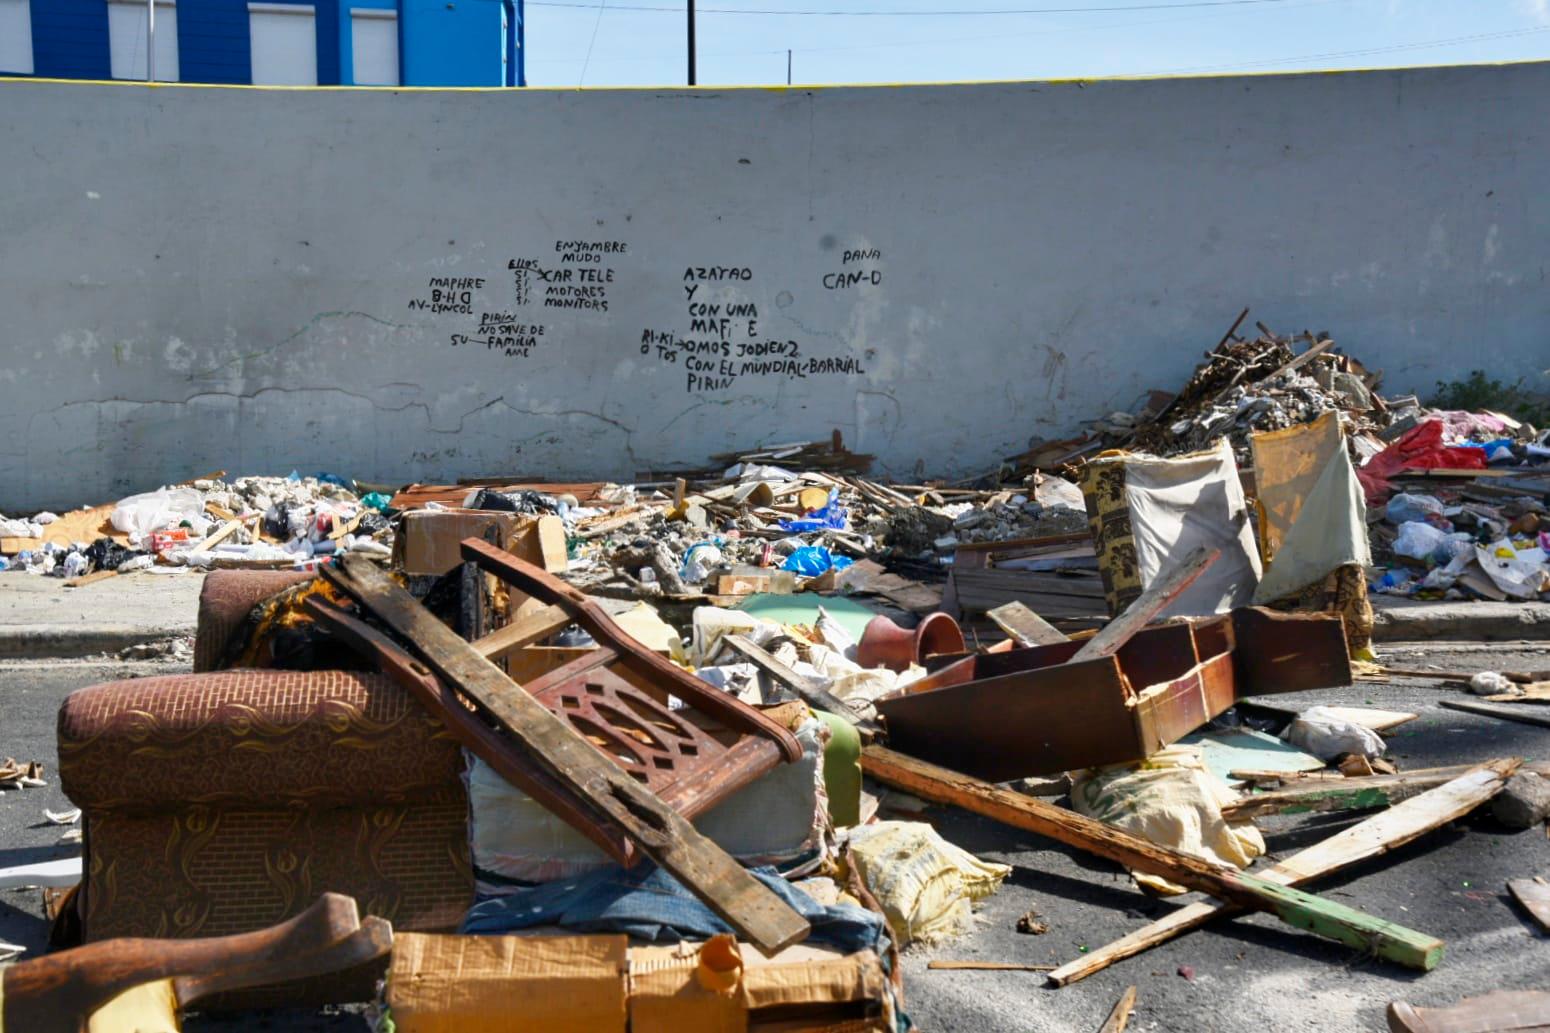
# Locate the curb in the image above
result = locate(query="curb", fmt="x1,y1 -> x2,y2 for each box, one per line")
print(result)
0,624 -> 195,660
1371,600 -> 1550,643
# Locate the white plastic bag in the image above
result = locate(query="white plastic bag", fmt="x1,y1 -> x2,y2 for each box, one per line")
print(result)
1283,705 -> 1386,762
110,487 -> 205,544
1392,521 -> 1448,561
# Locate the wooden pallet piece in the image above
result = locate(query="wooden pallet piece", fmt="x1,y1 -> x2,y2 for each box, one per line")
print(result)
1047,758 -> 1516,986
323,556 -> 810,956
860,745 -> 1443,973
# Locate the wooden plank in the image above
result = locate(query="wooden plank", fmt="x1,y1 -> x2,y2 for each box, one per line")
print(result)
1387,991 -> 1550,1033
1098,985 -> 1138,1033
325,556 -> 810,956
722,634 -> 878,738
196,518 -> 244,551
1071,546 -> 1220,662
469,603 -> 572,661
986,601 -> 1070,646
62,569 -> 118,589
1440,698 -> 1550,729
1507,877 -> 1550,932
861,746 -> 1443,972
1222,767 -> 1470,820
1047,759 -> 1516,986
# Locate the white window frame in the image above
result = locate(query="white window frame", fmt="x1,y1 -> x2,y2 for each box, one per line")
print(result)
107,0 -> 180,83
247,2 -> 318,86
0,0 -> 34,76
350,7 -> 398,87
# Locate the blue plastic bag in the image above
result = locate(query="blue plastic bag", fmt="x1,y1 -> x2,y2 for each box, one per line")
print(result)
778,490 -> 848,533
781,546 -> 853,577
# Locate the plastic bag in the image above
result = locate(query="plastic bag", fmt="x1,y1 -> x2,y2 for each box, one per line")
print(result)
1393,521 -> 1449,561
778,494 -> 848,533
110,488 -> 205,544
1283,705 -> 1386,762
781,546 -> 853,577
1469,671 -> 1518,696
1385,493 -> 1447,527
678,541 -> 723,584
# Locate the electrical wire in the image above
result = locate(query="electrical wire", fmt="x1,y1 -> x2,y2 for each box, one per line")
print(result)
577,0 -> 609,83
531,0 -> 1323,16
1137,22 -> 1550,74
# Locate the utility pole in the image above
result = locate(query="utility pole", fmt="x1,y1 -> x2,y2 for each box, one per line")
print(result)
786,49 -> 791,85
146,0 -> 155,81
687,0 -> 696,85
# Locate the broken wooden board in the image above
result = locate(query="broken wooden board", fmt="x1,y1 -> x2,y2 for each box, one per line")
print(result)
1483,682 -> 1550,704
1222,765 -> 1492,820
1387,990 -> 1550,1033
1508,877 -> 1550,933
1440,699 -> 1550,729
861,746 -> 1443,973
1047,759 -> 1516,986
1098,986 -> 1138,1033
986,601 -> 1070,647
1071,545 -> 1220,661
326,556 -> 809,956
63,569 -> 119,589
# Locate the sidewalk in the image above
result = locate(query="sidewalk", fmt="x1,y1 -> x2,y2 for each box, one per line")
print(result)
0,570 -> 204,659
1371,595 -> 1550,643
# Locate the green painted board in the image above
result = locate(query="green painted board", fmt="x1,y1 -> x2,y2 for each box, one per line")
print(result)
737,593 -> 881,642
1180,728 -> 1326,787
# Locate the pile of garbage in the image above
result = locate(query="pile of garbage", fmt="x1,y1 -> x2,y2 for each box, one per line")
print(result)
0,472 -> 393,578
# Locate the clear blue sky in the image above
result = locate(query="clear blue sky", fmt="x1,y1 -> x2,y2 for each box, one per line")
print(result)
521,0 -> 1550,87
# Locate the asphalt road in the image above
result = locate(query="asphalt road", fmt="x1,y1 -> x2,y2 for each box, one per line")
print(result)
2,644 -> 1548,1032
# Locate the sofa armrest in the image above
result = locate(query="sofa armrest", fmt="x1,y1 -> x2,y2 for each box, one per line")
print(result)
59,671 -> 463,813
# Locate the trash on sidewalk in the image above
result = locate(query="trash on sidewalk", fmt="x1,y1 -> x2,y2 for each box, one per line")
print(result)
0,758 -> 46,790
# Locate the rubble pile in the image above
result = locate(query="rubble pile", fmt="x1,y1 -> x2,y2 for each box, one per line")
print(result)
0,472 -> 393,579
1120,324 -> 1393,462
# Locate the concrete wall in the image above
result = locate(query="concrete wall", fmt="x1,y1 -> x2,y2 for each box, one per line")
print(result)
1,65 -> 1547,510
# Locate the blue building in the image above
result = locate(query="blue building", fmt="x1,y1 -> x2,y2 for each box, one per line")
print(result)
0,0 -> 524,86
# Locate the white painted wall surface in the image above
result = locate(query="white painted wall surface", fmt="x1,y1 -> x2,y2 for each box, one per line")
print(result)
0,66 -> 1546,509
0,0 -> 34,76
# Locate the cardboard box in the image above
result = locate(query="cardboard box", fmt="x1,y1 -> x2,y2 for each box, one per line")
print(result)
387,933 -> 628,1033
393,509 -> 526,576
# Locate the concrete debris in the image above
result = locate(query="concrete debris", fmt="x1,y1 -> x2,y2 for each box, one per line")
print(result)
1492,771 -> 1550,830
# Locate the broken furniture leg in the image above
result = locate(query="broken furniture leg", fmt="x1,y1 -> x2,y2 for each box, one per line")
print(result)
1048,758 -> 1518,985
860,745 -> 1444,972
321,554 -> 811,956
1,892 -> 391,1033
